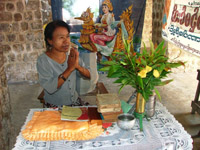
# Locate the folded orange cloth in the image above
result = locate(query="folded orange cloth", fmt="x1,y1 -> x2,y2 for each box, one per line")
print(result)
22,110 -> 103,141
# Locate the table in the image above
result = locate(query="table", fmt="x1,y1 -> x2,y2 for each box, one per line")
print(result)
13,102 -> 193,150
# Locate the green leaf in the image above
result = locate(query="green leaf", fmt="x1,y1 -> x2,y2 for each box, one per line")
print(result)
109,72 -> 122,78
158,63 -> 166,73
149,39 -> 154,55
120,61 -> 128,65
101,61 -> 116,65
137,76 -> 144,90
142,91 -> 148,101
155,40 -> 165,55
112,52 -> 126,56
160,47 -> 167,55
127,42 -> 130,54
141,57 -> 147,66
166,62 -> 184,68
119,84 -> 126,93
99,66 -> 110,71
154,88 -> 161,101
122,34 -> 128,50
141,42 -> 147,53
114,78 -> 123,83
121,78 -> 130,85
107,65 -> 121,77
157,79 -> 173,86
151,78 -> 161,86
152,56 -> 167,64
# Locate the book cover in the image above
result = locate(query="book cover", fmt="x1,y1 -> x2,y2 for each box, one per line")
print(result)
88,107 -> 102,125
61,106 -> 89,121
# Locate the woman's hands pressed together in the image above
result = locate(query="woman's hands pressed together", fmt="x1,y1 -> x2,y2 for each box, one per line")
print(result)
67,48 -> 79,72
57,46 -> 90,88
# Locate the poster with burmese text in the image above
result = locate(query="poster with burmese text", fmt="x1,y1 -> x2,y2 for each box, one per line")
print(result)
162,0 -> 200,56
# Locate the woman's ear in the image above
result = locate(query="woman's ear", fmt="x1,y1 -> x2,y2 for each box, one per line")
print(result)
47,39 -> 53,46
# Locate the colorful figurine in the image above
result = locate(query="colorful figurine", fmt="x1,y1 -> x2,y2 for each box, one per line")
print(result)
90,0 -> 116,47
75,1 -> 134,62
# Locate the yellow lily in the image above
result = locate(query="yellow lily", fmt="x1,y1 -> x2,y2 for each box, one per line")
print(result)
138,69 -> 147,78
146,65 -> 152,72
153,69 -> 160,78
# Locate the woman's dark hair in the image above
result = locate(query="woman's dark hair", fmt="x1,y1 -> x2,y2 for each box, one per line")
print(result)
44,20 -> 71,50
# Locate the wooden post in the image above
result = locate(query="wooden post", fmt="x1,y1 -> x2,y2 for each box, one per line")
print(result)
51,0 -> 63,20
191,69 -> 200,114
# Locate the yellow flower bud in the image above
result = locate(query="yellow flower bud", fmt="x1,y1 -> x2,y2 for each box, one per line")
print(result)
138,69 -> 147,78
164,67 -> 170,71
43,23 -> 47,30
146,65 -> 152,72
153,69 -> 160,78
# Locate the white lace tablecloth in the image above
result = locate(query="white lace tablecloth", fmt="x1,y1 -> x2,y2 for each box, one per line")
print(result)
13,102 -> 193,150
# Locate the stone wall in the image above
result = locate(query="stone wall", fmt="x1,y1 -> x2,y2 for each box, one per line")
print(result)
0,0 -> 51,82
0,40 -> 12,150
141,0 -> 152,48
0,0 -> 51,149
41,0 -> 52,25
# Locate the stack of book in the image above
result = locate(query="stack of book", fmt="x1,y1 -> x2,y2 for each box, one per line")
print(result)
96,93 -> 122,122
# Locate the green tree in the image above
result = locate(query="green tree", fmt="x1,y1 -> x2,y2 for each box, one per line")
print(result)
62,0 -> 76,17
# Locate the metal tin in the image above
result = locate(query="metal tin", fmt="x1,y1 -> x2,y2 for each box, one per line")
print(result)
145,93 -> 156,117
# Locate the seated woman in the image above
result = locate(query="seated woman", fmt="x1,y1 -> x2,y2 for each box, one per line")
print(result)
90,0 -> 116,57
37,20 -> 90,107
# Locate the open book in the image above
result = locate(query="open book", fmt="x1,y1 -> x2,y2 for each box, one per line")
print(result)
61,106 -> 89,121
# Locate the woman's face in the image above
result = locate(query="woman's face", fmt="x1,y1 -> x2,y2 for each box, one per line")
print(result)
48,26 -> 71,52
102,5 -> 109,14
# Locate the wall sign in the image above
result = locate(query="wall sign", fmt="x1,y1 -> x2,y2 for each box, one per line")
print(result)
162,0 -> 200,56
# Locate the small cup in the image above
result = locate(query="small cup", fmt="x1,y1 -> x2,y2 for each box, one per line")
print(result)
117,113 -> 135,130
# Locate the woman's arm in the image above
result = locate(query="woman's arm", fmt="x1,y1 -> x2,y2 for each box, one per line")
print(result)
73,48 -> 90,79
57,67 -> 73,88
37,56 -> 60,93
76,65 -> 91,79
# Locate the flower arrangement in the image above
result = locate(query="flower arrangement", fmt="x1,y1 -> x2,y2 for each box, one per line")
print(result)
100,38 -> 185,101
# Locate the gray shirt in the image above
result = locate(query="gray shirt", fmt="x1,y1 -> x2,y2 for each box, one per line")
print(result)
36,53 -> 90,106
